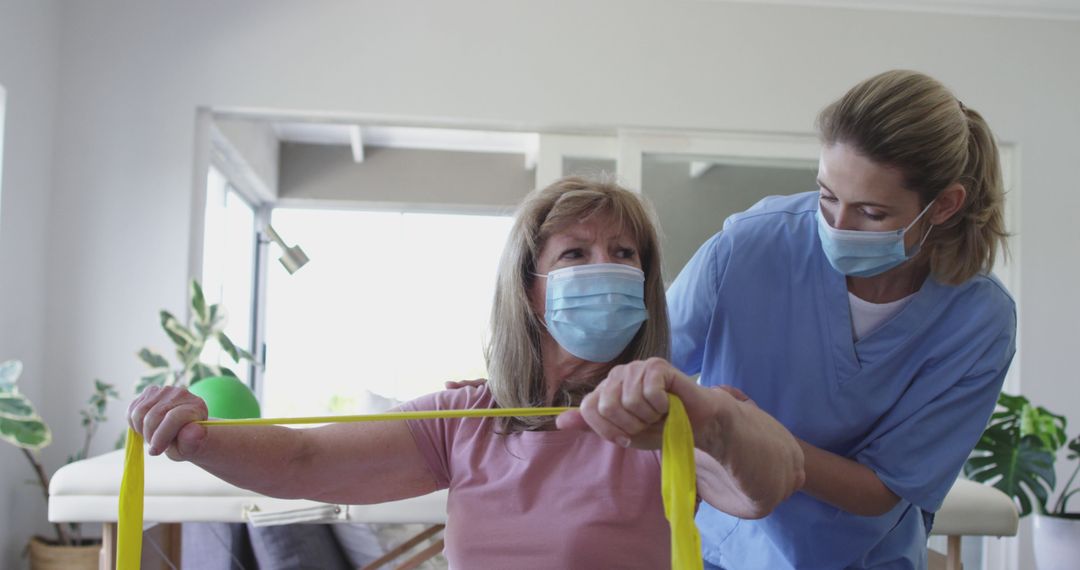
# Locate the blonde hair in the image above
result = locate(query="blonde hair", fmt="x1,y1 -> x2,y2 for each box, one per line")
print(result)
486,176 -> 669,432
817,70 -> 1009,285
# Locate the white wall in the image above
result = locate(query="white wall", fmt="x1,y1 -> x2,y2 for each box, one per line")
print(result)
0,0 -> 59,567
642,161 -> 816,283
12,1 -> 1079,568
214,117 -> 280,201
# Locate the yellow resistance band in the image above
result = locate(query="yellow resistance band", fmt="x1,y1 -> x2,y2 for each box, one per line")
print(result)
118,398 -> 701,570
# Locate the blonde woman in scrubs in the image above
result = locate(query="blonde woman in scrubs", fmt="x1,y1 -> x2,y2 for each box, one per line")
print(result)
667,70 -> 1016,569
130,177 -> 804,569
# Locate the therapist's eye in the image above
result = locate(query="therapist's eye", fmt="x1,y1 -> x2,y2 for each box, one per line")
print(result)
616,247 -> 637,260
819,194 -> 838,203
560,248 -> 583,260
862,209 -> 886,222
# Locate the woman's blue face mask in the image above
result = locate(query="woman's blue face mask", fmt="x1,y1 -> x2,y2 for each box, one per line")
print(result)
816,200 -> 935,278
534,263 -> 647,362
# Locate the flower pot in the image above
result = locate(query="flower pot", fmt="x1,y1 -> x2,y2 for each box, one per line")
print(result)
1034,513 -> 1080,570
28,536 -> 99,570
188,375 -> 261,419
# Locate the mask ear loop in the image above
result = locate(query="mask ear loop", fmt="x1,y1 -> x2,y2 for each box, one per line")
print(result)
903,199 -> 937,232
902,200 -> 937,255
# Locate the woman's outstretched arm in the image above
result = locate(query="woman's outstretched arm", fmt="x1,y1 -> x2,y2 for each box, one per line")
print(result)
128,385 -> 438,504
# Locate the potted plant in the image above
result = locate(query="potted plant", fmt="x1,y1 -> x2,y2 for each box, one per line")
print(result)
135,280 -> 260,419
964,392 -> 1080,570
1,359 -> 119,569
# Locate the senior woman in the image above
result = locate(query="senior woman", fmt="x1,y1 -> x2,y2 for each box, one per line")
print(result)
667,70 -> 1017,568
129,177 -> 804,569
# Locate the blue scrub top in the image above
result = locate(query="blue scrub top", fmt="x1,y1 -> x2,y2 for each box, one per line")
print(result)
668,192 -> 1016,570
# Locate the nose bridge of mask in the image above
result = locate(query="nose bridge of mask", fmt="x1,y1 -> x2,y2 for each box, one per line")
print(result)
825,199 -> 935,236
543,262 -> 645,281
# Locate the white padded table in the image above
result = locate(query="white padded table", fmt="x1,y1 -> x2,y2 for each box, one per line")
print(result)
50,449 -> 447,569
929,478 -> 1018,570
51,450 -> 1016,570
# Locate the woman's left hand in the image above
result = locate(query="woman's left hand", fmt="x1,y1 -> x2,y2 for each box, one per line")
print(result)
556,357 -> 733,450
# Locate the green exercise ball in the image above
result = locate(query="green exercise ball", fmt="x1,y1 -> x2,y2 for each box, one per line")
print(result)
188,376 -> 261,419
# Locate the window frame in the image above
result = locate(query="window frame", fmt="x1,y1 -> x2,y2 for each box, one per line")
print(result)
190,109 -> 271,394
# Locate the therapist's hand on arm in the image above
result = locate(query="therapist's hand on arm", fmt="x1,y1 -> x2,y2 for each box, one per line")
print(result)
128,385 -> 437,505
556,358 -> 805,519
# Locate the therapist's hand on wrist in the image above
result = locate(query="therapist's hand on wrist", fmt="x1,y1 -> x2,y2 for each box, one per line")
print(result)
555,357 -> 732,451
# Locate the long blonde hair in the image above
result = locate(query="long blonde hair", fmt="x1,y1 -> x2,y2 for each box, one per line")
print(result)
486,176 -> 669,432
817,70 -> 1009,285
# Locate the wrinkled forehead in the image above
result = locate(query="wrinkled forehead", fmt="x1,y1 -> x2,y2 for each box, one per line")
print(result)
538,204 -> 644,249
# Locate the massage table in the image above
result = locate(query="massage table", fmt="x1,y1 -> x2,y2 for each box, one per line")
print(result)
50,449 -> 1017,570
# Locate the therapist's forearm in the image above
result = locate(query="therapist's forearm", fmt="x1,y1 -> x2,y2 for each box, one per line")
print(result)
797,439 -> 900,517
695,397 -> 805,519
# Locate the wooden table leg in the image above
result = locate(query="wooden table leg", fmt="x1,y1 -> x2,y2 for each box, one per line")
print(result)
396,539 -> 445,570
161,523 -> 182,568
100,523 -> 117,570
361,525 -> 445,570
946,535 -> 962,570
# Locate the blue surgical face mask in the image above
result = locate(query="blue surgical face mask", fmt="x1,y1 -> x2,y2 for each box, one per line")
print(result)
534,263 -> 648,363
816,200 -> 935,278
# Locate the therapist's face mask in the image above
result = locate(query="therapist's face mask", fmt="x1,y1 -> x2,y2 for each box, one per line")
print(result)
816,200 -> 936,278
534,263 -> 648,363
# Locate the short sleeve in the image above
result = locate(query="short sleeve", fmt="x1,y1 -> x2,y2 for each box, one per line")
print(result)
399,386 -> 491,490
667,231 -> 731,376
856,311 -> 1016,512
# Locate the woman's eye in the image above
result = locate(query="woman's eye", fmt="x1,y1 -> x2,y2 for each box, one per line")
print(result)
616,248 -> 638,259
819,194 -> 838,203
862,210 -> 886,222
560,249 -> 583,259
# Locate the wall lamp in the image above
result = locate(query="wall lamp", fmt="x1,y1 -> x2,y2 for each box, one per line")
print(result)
262,224 -> 309,274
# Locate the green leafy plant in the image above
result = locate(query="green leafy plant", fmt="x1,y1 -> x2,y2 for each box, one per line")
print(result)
1,359 -> 118,546
135,280 -> 254,394
1051,435 -> 1080,516
964,392 -> 1077,517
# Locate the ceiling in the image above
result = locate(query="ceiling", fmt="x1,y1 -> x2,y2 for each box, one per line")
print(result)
272,123 -> 539,156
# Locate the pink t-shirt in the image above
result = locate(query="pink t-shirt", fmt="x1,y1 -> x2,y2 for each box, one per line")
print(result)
401,385 -> 671,569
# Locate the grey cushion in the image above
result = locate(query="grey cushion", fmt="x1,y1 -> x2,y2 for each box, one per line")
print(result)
246,524 -> 351,570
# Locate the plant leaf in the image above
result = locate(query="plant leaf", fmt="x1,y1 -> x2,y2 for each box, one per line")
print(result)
0,415 -> 52,450
966,427 -> 1056,517
191,363 -> 216,383
135,372 -> 169,395
161,311 -> 196,349
217,332 -> 241,363
0,395 -> 35,418
1020,404 -> 1067,451
190,280 -> 209,323
0,360 -> 22,390
136,348 -> 170,370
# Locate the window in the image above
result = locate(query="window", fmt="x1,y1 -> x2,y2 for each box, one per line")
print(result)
201,165 -> 259,384
261,208 -> 513,417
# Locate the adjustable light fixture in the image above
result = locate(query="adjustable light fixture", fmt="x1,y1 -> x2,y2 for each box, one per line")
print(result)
262,224 -> 309,274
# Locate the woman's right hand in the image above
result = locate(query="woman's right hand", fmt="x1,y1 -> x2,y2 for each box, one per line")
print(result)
128,385 -> 209,460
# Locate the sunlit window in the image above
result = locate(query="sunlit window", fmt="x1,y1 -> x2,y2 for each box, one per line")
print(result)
262,208 -> 513,417
201,165 -> 258,383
